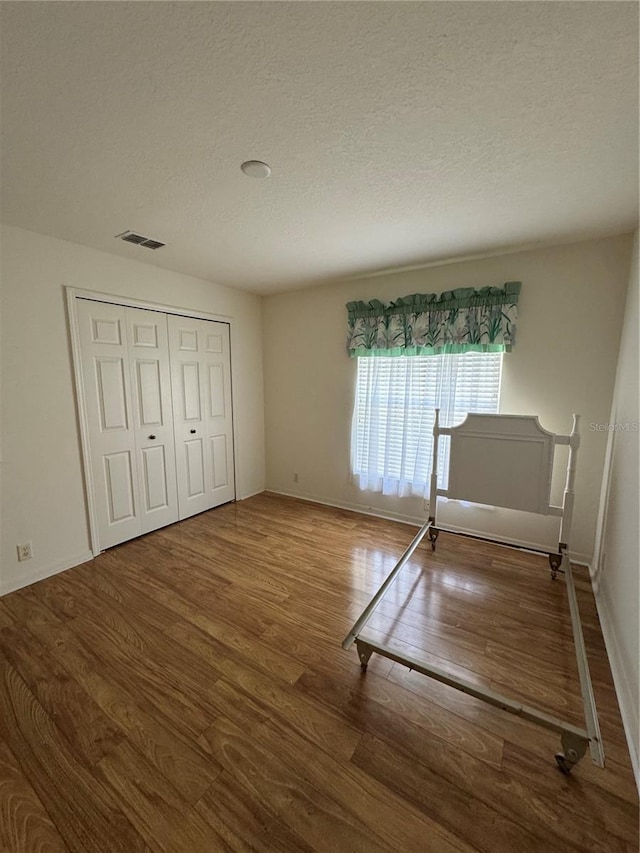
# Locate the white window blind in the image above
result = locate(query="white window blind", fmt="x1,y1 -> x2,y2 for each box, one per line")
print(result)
351,352 -> 503,497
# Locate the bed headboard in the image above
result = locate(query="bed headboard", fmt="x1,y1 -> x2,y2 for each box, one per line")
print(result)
434,413 -> 575,516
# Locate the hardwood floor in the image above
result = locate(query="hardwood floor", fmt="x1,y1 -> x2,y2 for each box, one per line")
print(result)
1,492 -> 637,852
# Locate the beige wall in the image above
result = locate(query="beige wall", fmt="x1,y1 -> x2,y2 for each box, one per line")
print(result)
263,235 -> 634,562
0,224 -> 265,593
593,229 -> 639,784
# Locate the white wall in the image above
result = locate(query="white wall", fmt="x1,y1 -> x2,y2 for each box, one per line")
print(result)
0,224 -> 265,594
593,230 -> 639,785
263,235 -> 634,562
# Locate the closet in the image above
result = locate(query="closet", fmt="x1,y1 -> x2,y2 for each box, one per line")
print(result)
74,297 -> 235,551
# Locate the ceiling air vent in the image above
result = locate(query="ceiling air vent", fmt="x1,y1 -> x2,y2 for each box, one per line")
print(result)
115,230 -> 166,250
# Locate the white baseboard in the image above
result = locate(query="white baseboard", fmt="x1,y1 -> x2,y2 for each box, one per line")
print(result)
267,488 -> 426,527
267,489 -> 591,564
435,522 -> 591,567
591,576 -> 640,792
0,551 -> 94,597
237,487 -> 268,501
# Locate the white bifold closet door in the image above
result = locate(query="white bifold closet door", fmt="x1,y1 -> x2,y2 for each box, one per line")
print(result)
77,300 -> 179,548
168,315 -> 235,519
76,299 -> 235,551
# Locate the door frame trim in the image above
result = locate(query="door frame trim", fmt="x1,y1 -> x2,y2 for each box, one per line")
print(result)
66,286 -> 237,556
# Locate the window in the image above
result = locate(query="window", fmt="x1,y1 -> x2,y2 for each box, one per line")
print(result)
351,352 -> 503,497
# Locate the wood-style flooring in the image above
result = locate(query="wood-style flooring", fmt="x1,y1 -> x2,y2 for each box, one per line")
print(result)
1,492 -> 638,852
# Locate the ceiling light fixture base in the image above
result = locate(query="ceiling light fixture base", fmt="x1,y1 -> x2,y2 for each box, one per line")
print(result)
240,160 -> 271,178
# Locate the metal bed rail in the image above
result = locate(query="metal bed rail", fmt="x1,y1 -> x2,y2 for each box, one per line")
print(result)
342,516 -> 433,651
353,637 -> 591,758
562,552 -> 605,767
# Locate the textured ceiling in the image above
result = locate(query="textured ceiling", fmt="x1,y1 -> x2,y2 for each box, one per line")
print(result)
1,1 -> 638,294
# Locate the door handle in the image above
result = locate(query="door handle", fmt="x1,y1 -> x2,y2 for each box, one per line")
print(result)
148,434 -> 156,440
190,429 -> 196,434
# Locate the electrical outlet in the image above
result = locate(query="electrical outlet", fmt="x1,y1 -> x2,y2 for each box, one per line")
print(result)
293,472 -> 299,483
17,542 -> 33,562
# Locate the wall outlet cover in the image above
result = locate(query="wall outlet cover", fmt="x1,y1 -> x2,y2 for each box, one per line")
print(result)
17,542 -> 33,562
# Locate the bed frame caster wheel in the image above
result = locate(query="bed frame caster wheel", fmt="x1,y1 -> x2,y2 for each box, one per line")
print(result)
428,528 -> 439,552
555,753 -> 573,775
356,641 -> 372,672
555,733 -> 587,775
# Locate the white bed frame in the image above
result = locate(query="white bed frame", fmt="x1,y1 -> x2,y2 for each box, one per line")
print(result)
343,411 -> 604,774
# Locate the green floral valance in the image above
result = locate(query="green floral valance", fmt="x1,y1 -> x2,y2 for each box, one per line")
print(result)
346,282 -> 521,357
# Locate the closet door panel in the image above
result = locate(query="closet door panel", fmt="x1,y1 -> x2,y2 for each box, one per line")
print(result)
203,324 -> 235,505
96,358 -> 129,430
208,364 -> 225,418
104,451 -> 136,522
126,308 -> 179,535
169,318 -> 209,517
180,362 -> 202,421
168,315 -> 235,519
135,360 -> 163,426
77,300 -> 141,549
141,446 -> 170,511
211,434 -> 229,489
185,439 -> 206,497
